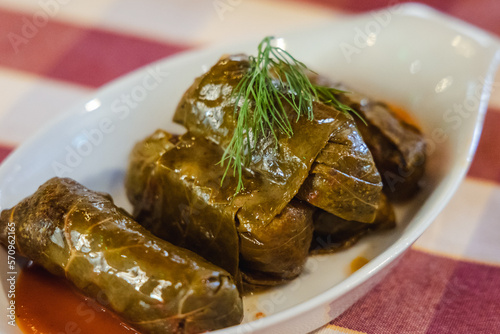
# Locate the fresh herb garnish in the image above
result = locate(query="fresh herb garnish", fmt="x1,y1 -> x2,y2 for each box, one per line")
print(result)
314,85 -> 366,122
220,36 -> 359,194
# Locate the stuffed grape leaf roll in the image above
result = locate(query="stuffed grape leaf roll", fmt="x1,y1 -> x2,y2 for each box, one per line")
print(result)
126,130 -> 315,285
126,130 -> 241,282
296,113 -> 382,223
174,54 -> 383,223
311,193 -> 396,254
311,76 -> 426,200
351,98 -> 426,200
0,177 -> 243,334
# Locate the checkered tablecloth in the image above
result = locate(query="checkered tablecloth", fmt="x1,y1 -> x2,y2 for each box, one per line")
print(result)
0,1 -> 499,333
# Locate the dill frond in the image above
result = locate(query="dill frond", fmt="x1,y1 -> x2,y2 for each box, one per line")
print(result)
220,36 -> 360,194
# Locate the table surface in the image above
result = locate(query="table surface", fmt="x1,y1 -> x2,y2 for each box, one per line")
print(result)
0,1 -> 499,333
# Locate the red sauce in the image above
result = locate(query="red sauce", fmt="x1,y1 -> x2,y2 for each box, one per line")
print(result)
255,312 -> 265,319
16,265 -> 140,334
388,103 -> 421,129
350,256 -> 369,274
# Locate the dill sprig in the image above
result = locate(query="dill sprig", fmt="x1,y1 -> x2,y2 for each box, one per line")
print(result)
220,36 -> 359,194
314,85 -> 366,123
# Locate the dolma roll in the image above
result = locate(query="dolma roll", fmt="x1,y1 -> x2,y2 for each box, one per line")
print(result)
126,130 -> 315,285
296,113 -> 382,223
311,76 -> 426,200
0,177 -> 243,334
174,55 -> 383,223
311,193 -> 396,254
352,98 -> 426,200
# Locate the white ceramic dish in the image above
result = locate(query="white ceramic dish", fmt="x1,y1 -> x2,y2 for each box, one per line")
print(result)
0,3 -> 499,334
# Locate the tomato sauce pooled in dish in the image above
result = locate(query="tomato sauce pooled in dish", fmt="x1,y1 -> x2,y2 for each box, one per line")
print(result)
388,103 -> 421,129
350,256 -> 369,274
16,265 -> 140,334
